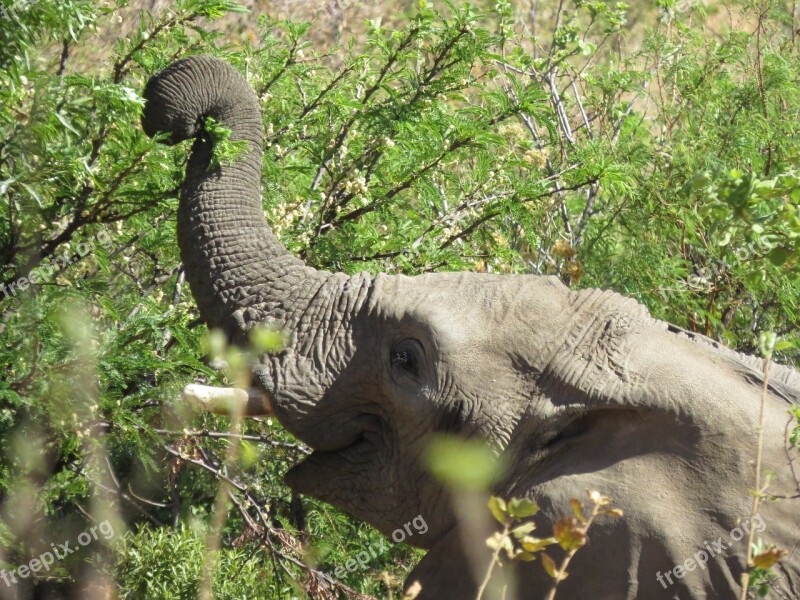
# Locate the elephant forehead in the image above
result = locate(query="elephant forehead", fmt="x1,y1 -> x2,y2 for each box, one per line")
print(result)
375,272 -> 571,337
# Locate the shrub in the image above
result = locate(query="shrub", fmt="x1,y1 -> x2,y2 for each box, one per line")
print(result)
0,0 -> 797,598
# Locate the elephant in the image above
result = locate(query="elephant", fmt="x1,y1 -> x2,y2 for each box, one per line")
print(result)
141,55 -> 800,599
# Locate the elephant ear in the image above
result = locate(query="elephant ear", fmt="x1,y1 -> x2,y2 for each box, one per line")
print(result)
666,324 -> 800,401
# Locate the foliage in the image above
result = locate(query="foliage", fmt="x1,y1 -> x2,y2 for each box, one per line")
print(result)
0,0 -> 797,598
790,405 -> 800,447
748,538 -> 789,598
115,524 -> 282,599
202,117 -> 251,170
482,491 -> 622,600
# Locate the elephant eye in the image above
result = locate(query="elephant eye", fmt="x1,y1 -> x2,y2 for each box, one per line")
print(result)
391,340 -> 422,378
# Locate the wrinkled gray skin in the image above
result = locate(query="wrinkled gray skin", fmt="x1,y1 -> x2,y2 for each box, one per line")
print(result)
142,56 -> 800,599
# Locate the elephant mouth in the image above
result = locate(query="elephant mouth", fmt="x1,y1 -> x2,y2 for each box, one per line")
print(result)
315,424 -> 379,457
304,412 -> 384,453
304,436 -> 373,472
283,413 -> 387,501
285,412 -> 385,473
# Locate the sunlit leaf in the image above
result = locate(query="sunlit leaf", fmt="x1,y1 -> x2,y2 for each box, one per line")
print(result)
508,497 -> 539,518
587,490 -> 611,506
752,547 -> 788,570
570,498 -> 586,524
511,522 -> 536,539
541,553 -> 564,580
553,517 -> 587,552
488,496 -> 507,524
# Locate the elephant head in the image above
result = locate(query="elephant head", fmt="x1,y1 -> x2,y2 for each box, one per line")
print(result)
142,56 -> 800,599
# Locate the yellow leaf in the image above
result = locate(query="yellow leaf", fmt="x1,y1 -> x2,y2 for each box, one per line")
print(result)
570,498 -> 586,524
541,553 -> 567,580
553,517 -> 587,552
753,547 -> 788,569
520,535 -> 557,553
600,508 -> 624,518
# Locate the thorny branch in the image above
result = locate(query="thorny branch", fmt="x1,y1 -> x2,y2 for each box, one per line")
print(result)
162,439 -> 375,600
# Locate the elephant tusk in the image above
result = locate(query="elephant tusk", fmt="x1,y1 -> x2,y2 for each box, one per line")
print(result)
181,384 -> 274,417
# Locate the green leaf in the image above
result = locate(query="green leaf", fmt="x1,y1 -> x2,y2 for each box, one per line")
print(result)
202,116 -> 250,170
424,435 -> 504,491
239,440 -> 260,468
767,247 -> 789,266
55,111 -> 80,136
488,496 -> 507,524
507,497 -> 539,518
511,522 -> 536,539
250,325 -> 287,353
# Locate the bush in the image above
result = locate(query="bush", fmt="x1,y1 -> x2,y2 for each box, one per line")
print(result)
116,524 -> 283,599
0,0 -> 797,598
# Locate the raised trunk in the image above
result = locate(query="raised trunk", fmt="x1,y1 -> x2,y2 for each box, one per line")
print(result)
142,55 -> 328,339
142,56 -> 372,433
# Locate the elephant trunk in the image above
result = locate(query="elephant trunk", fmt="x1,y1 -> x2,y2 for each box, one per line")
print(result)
142,56 -> 372,435
142,55 -> 323,338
